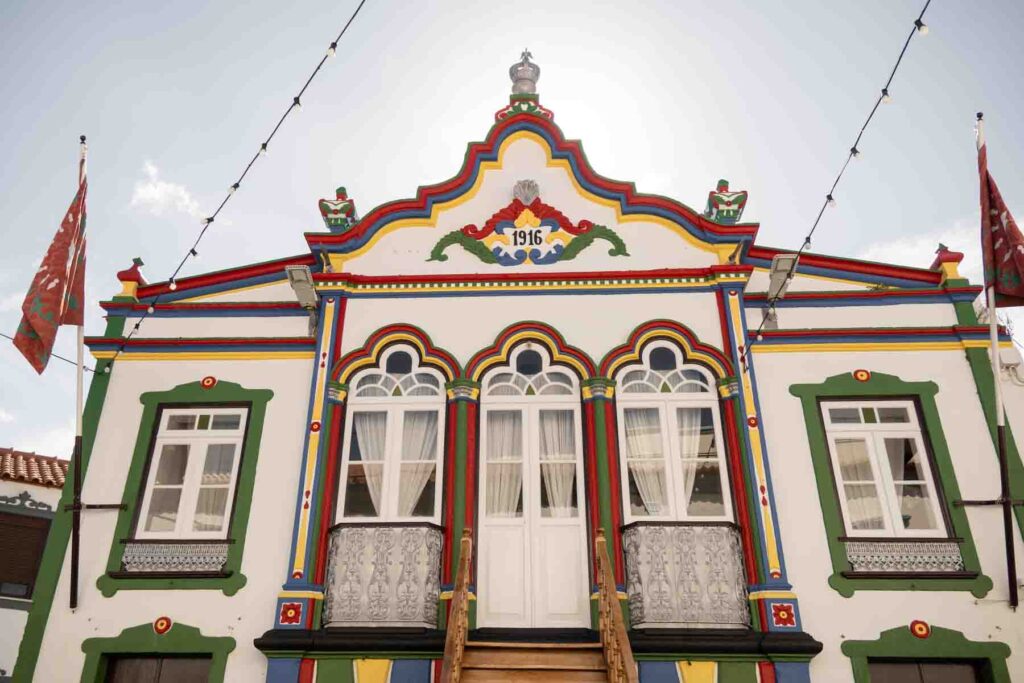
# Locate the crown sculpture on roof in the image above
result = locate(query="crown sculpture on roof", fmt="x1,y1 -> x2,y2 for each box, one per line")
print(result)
703,179 -> 748,225
318,186 -> 358,233
495,49 -> 553,122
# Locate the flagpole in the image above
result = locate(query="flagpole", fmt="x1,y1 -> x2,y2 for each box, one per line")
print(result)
978,112 -> 1019,609
70,135 -> 86,611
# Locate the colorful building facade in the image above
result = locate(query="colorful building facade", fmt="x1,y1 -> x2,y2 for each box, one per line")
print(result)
14,53 -> 1024,682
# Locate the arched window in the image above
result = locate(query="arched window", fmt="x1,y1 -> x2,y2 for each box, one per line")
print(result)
336,344 -> 445,522
615,341 -> 732,522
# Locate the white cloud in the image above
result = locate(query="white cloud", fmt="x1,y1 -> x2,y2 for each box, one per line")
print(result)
130,161 -> 202,218
0,292 -> 22,313
12,421 -> 75,459
0,409 -> 13,424
856,218 -> 982,284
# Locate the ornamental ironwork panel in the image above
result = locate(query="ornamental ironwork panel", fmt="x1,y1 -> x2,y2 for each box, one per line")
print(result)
622,523 -> 748,629
121,542 -> 229,573
845,540 -> 965,573
323,524 -> 442,628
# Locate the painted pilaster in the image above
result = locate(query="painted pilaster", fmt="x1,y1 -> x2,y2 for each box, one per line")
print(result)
581,378 -> 621,578
273,295 -> 341,632
442,380 -> 479,628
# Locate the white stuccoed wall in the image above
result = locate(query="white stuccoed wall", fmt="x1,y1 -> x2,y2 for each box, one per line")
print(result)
752,347 -> 1024,682
31,358 -> 313,683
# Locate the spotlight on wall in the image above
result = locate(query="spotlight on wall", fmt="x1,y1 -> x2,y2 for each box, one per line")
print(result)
286,265 -> 319,334
767,253 -> 799,301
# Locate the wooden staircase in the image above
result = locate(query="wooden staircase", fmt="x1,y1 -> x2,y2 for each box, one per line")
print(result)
459,641 -> 607,682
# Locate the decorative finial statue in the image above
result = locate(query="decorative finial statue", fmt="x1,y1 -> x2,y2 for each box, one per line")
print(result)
318,186 -> 358,233
704,179 -> 749,225
510,49 -> 540,95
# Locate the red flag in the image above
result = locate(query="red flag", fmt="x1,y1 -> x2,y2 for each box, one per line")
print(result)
12,177 -> 87,373
980,142 -> 1024,307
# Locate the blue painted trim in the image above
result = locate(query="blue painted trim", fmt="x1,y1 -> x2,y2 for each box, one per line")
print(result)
743,292 -> 980,308
266,657 -> 301,683
104,307 -> 308,319
340,285 -> 721,300
744,255 -> 931,289
86,341 -> 314,354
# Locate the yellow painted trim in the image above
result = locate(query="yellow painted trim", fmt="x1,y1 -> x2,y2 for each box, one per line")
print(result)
90,351 -> 314,361
676,660 -> 717,683
176,277 -> 287,302
317,279 -> 724,295
728,294 -> 782,577
590,591 -> 629,600
439,590 -> 477,601
331,131 -> 726,270
747,590 -> 797,601
291,298 -> 337,579
354,658 -> 392,683
751,340 -> 1011,354
749,264 -> 904,290
605,328 -> 728,379
337,331 -> 456,384
278,590 -> 325,600
470,329 -> 591,382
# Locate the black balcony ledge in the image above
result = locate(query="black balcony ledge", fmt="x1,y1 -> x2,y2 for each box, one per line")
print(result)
255,626 -> 822,658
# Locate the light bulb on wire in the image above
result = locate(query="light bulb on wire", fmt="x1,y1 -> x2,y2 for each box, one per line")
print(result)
881,88 -> 892,104
259,143 -> 268,156
851,147 -> 862,159
293,97 -> 302,111
327,42 -> 337,57
914,19 -> 929,35
827,194 -> 837,208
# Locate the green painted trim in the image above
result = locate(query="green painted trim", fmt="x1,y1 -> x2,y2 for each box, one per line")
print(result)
719,661 -> 758,683
80,621 -> 235,683
315,658 -> 354,683
842,624 -> 1010,683
13,315 -> 120,682
790,372 -> 992,597
633,653 -> 807,663
95,380 -> 273,596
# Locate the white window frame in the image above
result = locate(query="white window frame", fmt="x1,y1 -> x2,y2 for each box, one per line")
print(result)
615,342 -> 733,524
821,399 -> 948,539
335,345 -> 446,524
135,406 -> 248,540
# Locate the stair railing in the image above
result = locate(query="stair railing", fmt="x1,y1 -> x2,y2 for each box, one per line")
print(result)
595,528 -> 638,683
440,528 -> 473,683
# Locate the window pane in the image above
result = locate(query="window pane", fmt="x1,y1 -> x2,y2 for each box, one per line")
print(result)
866,662 -> 924,683
192,488 -> 229,532
885,438 -> 926,481
167,414 -> 197,430
401,412 -> 438,461
539,410 -> 575,461
145,488 -> 183,532
202,444 -> 236,485
487,463 -> 523,517
862,407 -> 877,423
211,414 -> 242,430
843,484 -> 885,530
350,412 -> 387,462
828,407 -> 861,424
627,461 -> 669,516
919,662 -> 981,683
400,464 -> 436,517
623,408 -> 662,460
878,407 -> 910,423
487,411 -> 522,461
154,445 -> 189,485
343,463 -> 382,517
541,463 -> 578,517
682,460 -> 725,517
895,484 -> 938,531
834,438 -> 874,481
677,407 -> 716,458
649,347 -> 677,371
197,414 -> 210,430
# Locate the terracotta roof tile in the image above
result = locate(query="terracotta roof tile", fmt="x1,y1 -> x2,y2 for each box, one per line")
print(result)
0,448 -> 68,489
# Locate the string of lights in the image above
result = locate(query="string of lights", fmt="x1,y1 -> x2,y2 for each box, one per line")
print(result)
100,0 -> 368,372
1,332 -> 94,373
745,0 -> 932,361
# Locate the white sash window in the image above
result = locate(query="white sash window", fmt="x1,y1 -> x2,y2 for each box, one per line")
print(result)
615,342 -> 732,523
821,400 -> 946,537
136,407 -> 248,540
337,345 -> 445,523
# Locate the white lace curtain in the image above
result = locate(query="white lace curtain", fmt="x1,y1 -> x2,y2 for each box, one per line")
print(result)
622,408 -> 669,516
676,408 -> 702,515
486,411 -> 523,517
353,412 -> 387,515
398,411 -> 438,516
539,410 -> 576,517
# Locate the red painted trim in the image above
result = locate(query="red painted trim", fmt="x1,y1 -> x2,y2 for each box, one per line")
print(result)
602,400 -> 625,582
298,657 -> 316,683
747,245 -> 941,285
466,321 -> 596,379
313,406 -> 344,587
442,400 -> 458,584
464,402 -> 479,545
84,336 -> 314,348
757,660 -> 777,683
314,265 -> 752,286
100,301 -> 305,312
723,398 -> 759,586
599,319 -> 733,377
332,323 -> 461,382
136,253 -> 316,298
754,325 -> 999,340
744,286 -> 981,303
583,401 -> 601,583
307,113 -> 759,250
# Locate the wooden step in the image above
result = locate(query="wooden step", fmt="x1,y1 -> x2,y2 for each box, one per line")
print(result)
463,646 -> 605,671
466,641 -> 602,650
461,669 -> 608,682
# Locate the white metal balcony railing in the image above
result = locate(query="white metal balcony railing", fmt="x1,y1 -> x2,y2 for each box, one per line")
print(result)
621,522 -> 749,629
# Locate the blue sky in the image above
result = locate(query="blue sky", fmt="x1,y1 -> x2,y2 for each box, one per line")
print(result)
2,0 -> 1023,457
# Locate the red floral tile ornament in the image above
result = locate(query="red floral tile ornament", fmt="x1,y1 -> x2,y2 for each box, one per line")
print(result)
280,602 -> 302,625
910,620 -> 931,639
771,603 -> 796,627
153,616 -> 172,635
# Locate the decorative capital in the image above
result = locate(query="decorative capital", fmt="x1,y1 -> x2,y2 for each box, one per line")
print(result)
704,179 -> 748,225
717,376 -> 740,399
509,49 -> 539,95
582,377 -> 615,401
930,243 -> 964,281
115,257 -> 146,300
327,381 -> 348,404
446,379 -> 481,402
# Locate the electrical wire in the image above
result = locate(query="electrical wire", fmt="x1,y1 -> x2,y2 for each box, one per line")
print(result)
745,0 -> 932,362
102,0 -> 368,371
1,331 -> 94,373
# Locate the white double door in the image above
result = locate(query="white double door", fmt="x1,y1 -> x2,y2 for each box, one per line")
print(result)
477,404 -> 590,628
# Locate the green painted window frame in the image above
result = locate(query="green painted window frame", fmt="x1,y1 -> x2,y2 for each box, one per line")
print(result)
81,621 -> 235,682
96,380 -> 273,596
789,372 -> 991,598
842,624 -> 1010,683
